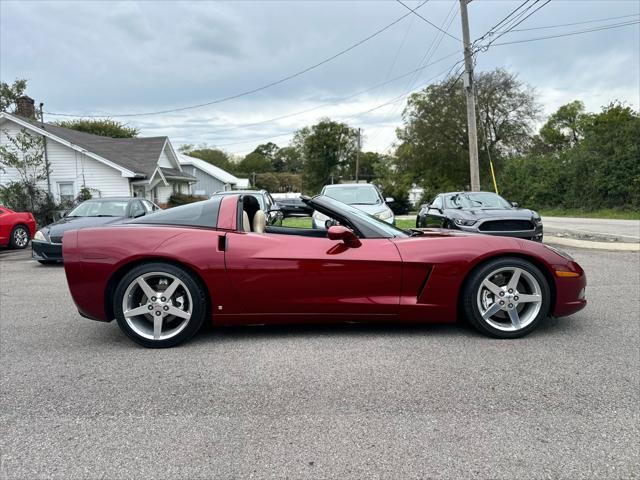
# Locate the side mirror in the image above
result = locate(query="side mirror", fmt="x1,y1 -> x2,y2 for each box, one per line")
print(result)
511,202 -> 519,208
133,211 -> 146,218
385,197 -> 395,203
327,225 -> 361,248
62,210 -> 69,218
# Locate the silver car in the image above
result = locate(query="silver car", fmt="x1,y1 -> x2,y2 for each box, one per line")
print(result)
312,183 -> 394,229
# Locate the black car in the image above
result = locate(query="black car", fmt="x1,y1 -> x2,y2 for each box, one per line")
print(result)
32,197 -> 159,264
416,191 -> 543,241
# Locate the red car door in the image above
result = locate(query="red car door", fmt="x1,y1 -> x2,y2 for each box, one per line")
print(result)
224,231 -> 402,319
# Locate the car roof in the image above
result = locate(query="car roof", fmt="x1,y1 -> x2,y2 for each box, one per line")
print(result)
213,190 -> 265,195
83,197 -> 136,202
438,191 -> 500,197
323,183 -> 377,189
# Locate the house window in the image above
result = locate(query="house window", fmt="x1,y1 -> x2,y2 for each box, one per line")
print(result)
58,182 -> 74,204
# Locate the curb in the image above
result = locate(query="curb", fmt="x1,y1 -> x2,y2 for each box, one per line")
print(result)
545,235 -> 640,252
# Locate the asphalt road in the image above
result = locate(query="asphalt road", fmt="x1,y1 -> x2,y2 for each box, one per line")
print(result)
1,247 -> 638,479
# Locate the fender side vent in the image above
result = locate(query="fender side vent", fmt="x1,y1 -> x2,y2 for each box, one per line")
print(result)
218,235 -> 226,251
417,266 -> 433,301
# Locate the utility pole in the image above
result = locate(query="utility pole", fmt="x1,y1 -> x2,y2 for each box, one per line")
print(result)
39,102 -> 53,198
355,127 -> 361,182
459,0 -> 480,192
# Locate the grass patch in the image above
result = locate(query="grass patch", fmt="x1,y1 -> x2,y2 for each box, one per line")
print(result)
282,217 -> 313,229
539,208 -> 640,220
395,218 -> 416,230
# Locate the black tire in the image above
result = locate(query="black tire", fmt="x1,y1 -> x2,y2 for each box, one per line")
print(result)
9,225 -> 30,249
461,257 -> 551,339
113,262 -> 207,348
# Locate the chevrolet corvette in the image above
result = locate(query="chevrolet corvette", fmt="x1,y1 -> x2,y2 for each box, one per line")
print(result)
63,194 -> 586,348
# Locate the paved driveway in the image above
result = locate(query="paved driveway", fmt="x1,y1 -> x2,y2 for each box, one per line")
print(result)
542,216 -> 640,243
1,248 -> 638,479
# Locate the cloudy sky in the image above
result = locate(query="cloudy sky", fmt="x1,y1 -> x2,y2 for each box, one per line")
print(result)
1,0 -> 638,156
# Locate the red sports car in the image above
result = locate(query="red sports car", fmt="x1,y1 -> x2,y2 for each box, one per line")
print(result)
62,194 -> 586,348
0,206 -> 36,249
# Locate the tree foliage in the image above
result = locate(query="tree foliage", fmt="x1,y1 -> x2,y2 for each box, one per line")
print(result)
54,118 -> 139,138
293,119 -> 359,193
183,147 -> 236,173
0,79 -> 28,112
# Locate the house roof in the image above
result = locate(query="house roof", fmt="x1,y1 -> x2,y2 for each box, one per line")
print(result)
178,154 -> 244,185
0,112 -> 179,179
159,167 -> 196,182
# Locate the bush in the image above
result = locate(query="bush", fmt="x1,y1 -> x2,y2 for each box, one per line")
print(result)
167,193 -> 207,208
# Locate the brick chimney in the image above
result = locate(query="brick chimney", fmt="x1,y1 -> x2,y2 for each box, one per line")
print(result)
15,96 -> 36,119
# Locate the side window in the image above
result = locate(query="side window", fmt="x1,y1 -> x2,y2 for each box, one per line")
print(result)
432,196 -> 443,209
130,201 -> 146,218
58,182 -> 74,204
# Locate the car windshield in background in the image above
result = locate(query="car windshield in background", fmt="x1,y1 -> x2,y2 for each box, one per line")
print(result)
320,196 -> 408,238
68,200 -> 129,217
324,186 -> 381,205
445,193 -> 512,209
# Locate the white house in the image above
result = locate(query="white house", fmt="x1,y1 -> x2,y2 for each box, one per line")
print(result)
0,102 -> 196,206
178,153 -> 249,196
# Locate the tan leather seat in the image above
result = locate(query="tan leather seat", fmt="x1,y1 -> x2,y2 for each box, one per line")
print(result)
242,211 -> 251,232
253,210 -> 266,233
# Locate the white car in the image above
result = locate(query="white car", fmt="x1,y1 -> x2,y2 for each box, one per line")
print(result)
312,183 -> 395,229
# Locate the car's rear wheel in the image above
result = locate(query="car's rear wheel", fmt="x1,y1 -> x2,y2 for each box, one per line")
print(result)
462,257 -> 550,338
9,225 -> 30,249
113,262 -> 207,348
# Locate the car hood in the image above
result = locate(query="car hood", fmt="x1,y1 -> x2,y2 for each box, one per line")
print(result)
348,203 -> 390,215
42,216 -> 126,240
446,207 -> 537,220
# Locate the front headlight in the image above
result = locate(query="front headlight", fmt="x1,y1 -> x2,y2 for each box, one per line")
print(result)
533,214 -> 542,224
375,209 -> 393,221
454,218 -> 476,226
34,230 -> 47,241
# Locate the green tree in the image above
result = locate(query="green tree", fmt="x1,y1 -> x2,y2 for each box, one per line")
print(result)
537,100 -> 586,152
293,119 -> 359,193
237,151 -> 274,176
0,79 -> 28,112
396,68 -> 538,193
54,118 -> 139,138
274,146 -> 303,174
254,172 -> 280,192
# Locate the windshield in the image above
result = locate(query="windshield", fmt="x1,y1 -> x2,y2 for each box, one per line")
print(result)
68,200 -> 129,217
318,196 -> 408,238
445,192 -> 512,209
323,185 -> 381,205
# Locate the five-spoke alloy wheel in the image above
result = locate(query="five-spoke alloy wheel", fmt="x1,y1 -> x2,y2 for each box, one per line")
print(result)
10,225 -> 30,249
462,257 -> 551,338
114,263 -> 207,347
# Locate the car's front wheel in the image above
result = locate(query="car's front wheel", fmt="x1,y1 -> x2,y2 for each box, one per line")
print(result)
462,257 -> 551,338
113,262 -> 207,348
9,225 -> 30,249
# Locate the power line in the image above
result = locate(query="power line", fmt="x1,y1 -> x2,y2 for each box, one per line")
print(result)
45,3 -> 430,119
475,0 -> 531,44
476,0 -> 552,51
213,60 -> 463,149
494,13 -> 640,33
487,20 -> 639,47
205,51 -> 459,135
395,0 -> 461,42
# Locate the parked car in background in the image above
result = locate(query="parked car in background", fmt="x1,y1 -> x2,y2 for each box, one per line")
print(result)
211,189 -> 284,225
0,206 -> 36,249
416,191 -> 543,241
32,197 -> 159,264
312,183 -> 394,229
273,197 -> 313,217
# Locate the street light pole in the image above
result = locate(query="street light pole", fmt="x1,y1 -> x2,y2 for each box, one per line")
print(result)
459,0 -> 481,191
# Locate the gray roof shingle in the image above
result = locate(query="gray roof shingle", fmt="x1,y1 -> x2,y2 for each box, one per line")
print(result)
18,118 -> 169,178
